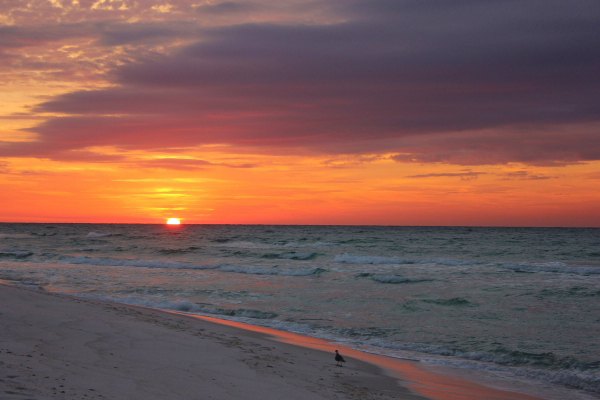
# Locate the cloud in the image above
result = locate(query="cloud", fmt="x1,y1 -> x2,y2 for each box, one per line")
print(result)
135,158 -> 214,170
134,158 -> 256,170
0,23 -> 92,49
500,171 -> 556,180
0,160 -> 54,175
390,126 -> 600,165
406,171 -> 486,181
0,141 -> 128,162
2,0 -> 599,165
321,155 -> 384,168
0,20 -> 199,51
192,2 -> 264,15
95,21 -> 198,46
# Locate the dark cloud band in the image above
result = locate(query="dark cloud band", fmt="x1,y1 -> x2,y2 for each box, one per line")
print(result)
2,0 -> 599,165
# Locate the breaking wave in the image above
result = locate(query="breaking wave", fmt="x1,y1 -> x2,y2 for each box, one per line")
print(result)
422,297 -> 478,307
215,241 -> 272,249
83,296 -> 278,319
157,247 -> 201,255
500,262 -> 600,275
219,265 -> 325,276
87,232 -> 113,238
335,253 -> 600,275
360,273 -> 433,284
333,253 -> 475,266
40,255 -> 326,277
217,241 -> 338,249
0,249 -> 33,258
353,339 -> 600,393
57,255 -> 218,270
262,252 -> 316,260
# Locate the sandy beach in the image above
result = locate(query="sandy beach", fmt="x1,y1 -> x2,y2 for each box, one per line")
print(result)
0,283 -> 545,400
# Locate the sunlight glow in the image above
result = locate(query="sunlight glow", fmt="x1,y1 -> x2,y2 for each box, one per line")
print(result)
166,218 -> 181,225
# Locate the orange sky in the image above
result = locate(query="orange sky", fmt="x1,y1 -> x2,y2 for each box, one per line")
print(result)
1,1 -> 599,226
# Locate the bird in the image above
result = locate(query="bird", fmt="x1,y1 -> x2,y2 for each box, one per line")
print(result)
335,350 -> 346,367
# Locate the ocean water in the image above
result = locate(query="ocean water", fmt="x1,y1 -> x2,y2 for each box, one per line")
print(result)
1,224 -> 599,396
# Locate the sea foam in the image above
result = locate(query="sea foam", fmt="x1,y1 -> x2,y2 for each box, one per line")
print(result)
87,232 -> 112,238
79,295 -> 278,319
0,249 -> 33,258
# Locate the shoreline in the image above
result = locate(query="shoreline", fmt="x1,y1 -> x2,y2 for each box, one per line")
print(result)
0,283 -> 551,400
183,314 -> 543,400
1,283 -> 422,400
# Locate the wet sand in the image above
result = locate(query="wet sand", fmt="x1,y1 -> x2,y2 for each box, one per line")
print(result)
0,284 -> 541,399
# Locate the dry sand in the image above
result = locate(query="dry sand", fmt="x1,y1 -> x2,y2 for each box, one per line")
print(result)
0,284 -> 541,400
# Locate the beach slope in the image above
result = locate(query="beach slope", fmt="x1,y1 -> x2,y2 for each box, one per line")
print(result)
0,284 -> 423,400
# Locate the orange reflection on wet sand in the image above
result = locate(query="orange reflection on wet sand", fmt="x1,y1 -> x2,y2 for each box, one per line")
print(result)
192,315 -> 541,400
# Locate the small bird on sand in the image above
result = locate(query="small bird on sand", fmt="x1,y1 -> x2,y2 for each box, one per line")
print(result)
335,350 -> 346,367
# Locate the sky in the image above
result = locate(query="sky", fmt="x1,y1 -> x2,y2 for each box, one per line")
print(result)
1,0 -> 599,226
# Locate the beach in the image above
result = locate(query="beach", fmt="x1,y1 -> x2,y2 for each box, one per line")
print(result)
1,283 -> 555,400
0,283 -> 426,400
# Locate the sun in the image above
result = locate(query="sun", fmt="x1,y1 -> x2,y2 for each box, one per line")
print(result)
166,218 -> 181,225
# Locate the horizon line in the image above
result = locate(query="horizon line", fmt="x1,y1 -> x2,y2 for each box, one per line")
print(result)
1,222 -> 598,229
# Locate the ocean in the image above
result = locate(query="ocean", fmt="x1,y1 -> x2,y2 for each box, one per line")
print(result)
1,224 -> 599,397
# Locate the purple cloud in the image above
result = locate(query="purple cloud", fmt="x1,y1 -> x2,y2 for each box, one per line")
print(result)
390,128 -> 600,165
193,2 -> 264,15
2,0 -> 599,165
